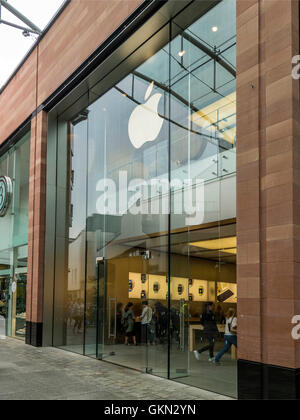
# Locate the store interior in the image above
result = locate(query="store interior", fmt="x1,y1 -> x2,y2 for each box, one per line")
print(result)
62,220 -> 237,397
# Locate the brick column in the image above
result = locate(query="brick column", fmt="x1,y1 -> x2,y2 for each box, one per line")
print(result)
237,0 -> 300,399
26,111 -> 47,347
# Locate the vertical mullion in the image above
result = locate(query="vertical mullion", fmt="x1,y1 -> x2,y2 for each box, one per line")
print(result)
167,20 -> 172,381
83,118 -> 89,356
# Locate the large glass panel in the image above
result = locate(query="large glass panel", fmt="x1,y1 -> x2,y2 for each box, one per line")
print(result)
86,25 -> 170,376
0,131 -> 30,340
53,120 -> 88,355
169,0 -> 237,398
12,137 -> 30,248
0,153 -> 13,252
51,0 -> 236,398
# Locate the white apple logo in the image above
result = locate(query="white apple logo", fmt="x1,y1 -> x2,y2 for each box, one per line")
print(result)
128,81 -> 164,149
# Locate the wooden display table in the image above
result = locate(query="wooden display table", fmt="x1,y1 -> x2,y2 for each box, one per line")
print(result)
189,323 -> 236,359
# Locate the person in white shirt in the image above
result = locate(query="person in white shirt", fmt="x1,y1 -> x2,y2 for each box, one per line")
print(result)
140,301 -> 154,345
214,308 -> 237,364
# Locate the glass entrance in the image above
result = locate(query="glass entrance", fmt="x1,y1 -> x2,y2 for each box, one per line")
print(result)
12,270 -> 27,339
51,0 -> 237,398
0,246 -> 28,340
97,255 -> 151,372
96,244 -> 169,377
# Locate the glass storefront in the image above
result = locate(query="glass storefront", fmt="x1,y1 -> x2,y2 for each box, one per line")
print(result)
50,0 -> 236,397
0,132 -> 30,340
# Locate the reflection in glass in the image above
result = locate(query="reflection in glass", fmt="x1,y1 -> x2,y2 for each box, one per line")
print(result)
0,132 -> 30,340
53,120 -> 88,354
52,0 -> 236,397
12,245 -> 28,339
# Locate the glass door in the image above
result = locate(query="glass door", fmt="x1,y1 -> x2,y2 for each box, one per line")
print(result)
169,245 -> 190,380
96,257 -> 106,360
96,252 -> 149,373
96,246 -> 169,379
143,244 -> 168,378
11,269 -> 27,339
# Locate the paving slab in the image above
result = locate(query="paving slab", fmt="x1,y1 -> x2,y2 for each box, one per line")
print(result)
0,338 -> 233,400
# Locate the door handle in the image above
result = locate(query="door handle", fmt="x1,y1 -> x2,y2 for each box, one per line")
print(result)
180,298 -> 185,352
108,297 -> 117,339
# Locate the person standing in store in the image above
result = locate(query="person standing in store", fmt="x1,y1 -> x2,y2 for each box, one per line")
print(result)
155,301 -> 168,344
123,302 -> 137,346
194,302 -> 219,362
140,301 -> 153,345
213,308 -> 237,365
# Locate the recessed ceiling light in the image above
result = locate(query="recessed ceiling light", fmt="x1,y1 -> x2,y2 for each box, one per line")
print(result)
212,26 -> 218,32
190,236 -> 236,251
178,50 -> 186,57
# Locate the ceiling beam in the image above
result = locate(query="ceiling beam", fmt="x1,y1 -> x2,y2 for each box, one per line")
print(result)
181,31 -> 236,78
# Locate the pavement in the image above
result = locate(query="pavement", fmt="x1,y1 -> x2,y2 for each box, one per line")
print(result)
0,337 -> 233,400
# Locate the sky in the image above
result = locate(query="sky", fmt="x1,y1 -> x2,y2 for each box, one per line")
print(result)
0,0 -> 65,88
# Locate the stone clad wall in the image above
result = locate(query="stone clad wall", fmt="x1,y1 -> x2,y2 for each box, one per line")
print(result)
237,0 -> 300,399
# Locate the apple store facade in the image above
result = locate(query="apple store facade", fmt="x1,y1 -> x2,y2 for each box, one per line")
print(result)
43,0 -> 237,398
4,0 -> 299,401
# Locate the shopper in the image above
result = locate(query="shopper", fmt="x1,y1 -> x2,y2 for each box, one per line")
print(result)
170,307 -> 180,344
140,301 -> 153,345
214,308 -> 237,365
215,304 -> 226,324
155,301 -> 168,344
194,302 -> 218,362
72,298 -> 83,334
123,303 -> 136,346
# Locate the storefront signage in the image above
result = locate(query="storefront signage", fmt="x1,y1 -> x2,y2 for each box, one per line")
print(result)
0,176 -> 12,217
128,82 -> 164,149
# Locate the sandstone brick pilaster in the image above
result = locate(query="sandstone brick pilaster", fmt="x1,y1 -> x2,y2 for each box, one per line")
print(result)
26,111 -> 47,347
237,0 -> 300,399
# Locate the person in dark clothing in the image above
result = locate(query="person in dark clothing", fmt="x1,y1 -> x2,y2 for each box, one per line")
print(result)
123,303 -> 137,346
170,307 -> 180,344
193,302 -> 218,362
215,304 -> 226,325
155,301 -> 168,344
